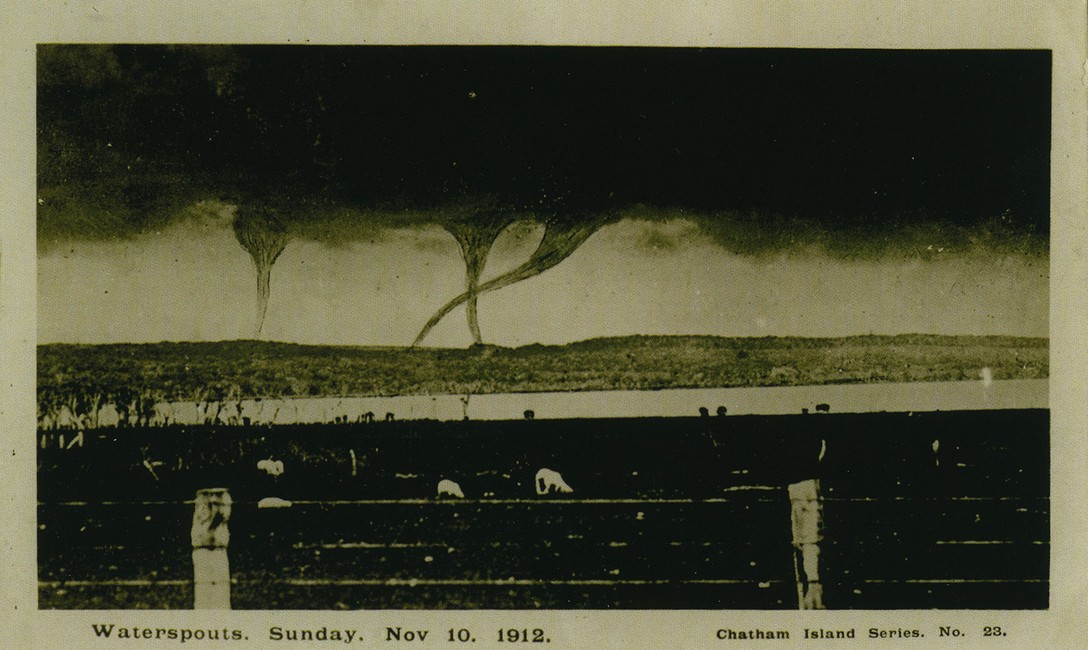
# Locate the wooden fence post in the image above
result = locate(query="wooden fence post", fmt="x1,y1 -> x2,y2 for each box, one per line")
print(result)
191,488 -> 232,609
788,478 -> 825,609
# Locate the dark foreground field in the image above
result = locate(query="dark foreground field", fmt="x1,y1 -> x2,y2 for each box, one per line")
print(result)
38,409 -> 1048,609
38,334 -> 1048,401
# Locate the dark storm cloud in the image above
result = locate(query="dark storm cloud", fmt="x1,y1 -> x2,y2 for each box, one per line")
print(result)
38,45 -> 1050,253
635,226 -> 682,255
620,204 -> 1045,262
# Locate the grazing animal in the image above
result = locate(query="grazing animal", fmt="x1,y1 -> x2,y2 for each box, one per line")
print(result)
815,403 -> 830,413
535,468 -> 574,495
698,407 -> 710,417
523,409 -> 535,420
257,496 -> 292,509
716,406 -> 727,416
257,458 -> 285,476
385,412 -> 395,422
437,479 -> 465,499
362,411 -> 375,423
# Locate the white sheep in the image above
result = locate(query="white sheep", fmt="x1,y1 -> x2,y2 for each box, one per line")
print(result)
257,496 -> 292,509
535,468 -> 574,495
257,458 -> 285,476
437,479 -> 465,499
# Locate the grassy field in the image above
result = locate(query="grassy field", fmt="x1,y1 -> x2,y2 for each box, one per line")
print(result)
38,410 -> 1049,609
38,334 -> 1048,402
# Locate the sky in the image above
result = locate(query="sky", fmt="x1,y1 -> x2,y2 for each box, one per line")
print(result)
37,45 -> 1050,346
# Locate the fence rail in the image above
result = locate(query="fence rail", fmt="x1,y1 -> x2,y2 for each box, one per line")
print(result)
38,409 -> 1048,610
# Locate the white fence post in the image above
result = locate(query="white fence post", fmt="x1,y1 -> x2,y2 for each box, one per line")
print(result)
788,478 -> 825,609
191,488 -> 232,609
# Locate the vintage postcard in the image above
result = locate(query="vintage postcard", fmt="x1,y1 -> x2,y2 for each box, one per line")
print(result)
3,1 -> 1086,648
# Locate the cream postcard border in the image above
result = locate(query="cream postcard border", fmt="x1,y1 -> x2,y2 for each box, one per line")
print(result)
2,1 -> 1086,648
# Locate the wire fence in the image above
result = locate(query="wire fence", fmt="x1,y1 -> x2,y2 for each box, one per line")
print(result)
37,409 -> 1049,610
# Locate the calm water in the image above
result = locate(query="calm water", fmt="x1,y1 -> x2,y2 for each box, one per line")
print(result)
121,378 -> 1047,426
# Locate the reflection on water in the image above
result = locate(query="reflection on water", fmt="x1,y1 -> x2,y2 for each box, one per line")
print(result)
127,379 -> 1047,426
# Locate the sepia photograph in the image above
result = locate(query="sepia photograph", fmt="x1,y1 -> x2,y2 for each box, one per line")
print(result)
4,1 -> 1087,648
35,44 -> 1050,611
